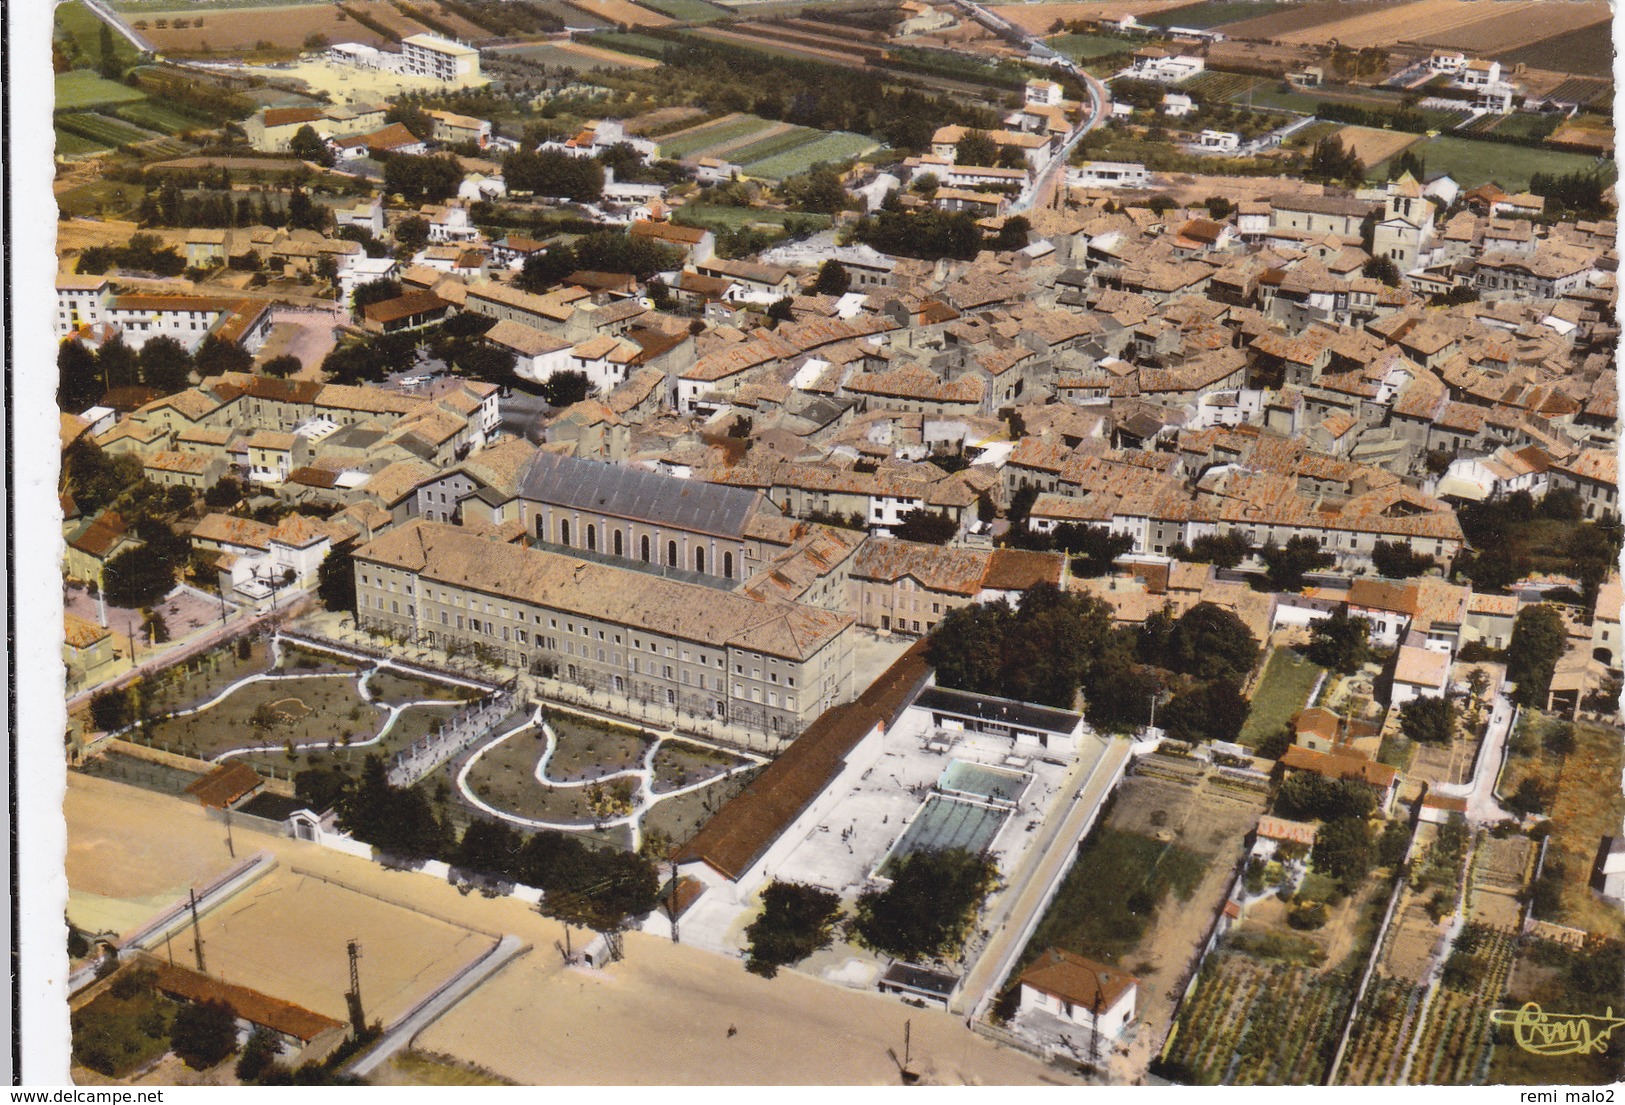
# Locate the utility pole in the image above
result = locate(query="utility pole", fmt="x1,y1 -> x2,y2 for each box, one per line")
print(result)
224,805 -> 235,859
345,940 -> 366,1036
188,888 -> 206,973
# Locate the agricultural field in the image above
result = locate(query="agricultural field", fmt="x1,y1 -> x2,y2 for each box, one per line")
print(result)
1490,938 -> 1625,1086
687,23 -> 868,67
1505,25 -> 1616,79
1334,125 -> 1422,169
1461,112 -> 1561,142
624,104 -> 706,134
1369,135 -> 1606,191
533,0 -> 615,28
1230,0 -> 1610,51
1541,721 -> 1625,940
1160,953 -> 1355,1084
55,112 -> 158,152
1546,117 -> 1614,155
1339,975 -> 1427,1085
55,129 -> 110,158
673,203 -> 831,230
490,40 -> 659,69
987,1 -> 1200,36
56,70 -> 148,111
1044,32 -> 1136,60
744,130 -> 879,178
658,112 -> 774,158
1140,0 -> 1291,28
1183,70 -> 1263,102
337,0 -> 437,40
1407,926 -> 1519,1084
111,99 -> 214,135
1543,77 -> 1613,109
56,0 -> 143,69
565,0 -> 675,26
1238,647 -> 1324,747
640,0 -> 733,21
134,3 -> 390,55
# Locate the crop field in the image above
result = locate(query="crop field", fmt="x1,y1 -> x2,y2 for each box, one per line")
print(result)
720,124 -> 818,162
534,0 -> 614,27
1370,135 -> 1605,191
1044,32 -> 1135,59
338,0 -> 436,39
687,23 -> 867,66
135,3 -> 390,53
566,0 -> 675,25
988,1 -> 1200,36
55,127 -> 114,157
56,70 -> 148,111
1141,0 -> 1291,28
1407,927 -> 1519,1084
1183,71 -> 1262,102
1407,2 -> 1610,54
1470,112 -> 1561,142
1162,953 -> 1354,1084
1230,0 -> 1611,51
744,130 -> 879,178
1339,975 -> 1427,1084
1546,117 -> 1614,154
640,0 -> 733,20
1505,24 -> 1615,78
1544,77 -> 1613,108
112,99 -> 213,135
56,112 -> 157,150
1543,721 -> 1625,939
493,40 -> 661,69
57,1 -> 143,67
624,104 -> 706,133
1334,125 -> 1422,168
658,112 -> 766,157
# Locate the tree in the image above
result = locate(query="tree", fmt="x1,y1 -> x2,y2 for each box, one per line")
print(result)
925,600 -> 1012,699
1163,603 -> 1259,681
1362,255 -> 1401,287
1399,695 -> 1456,744
137,335 -> 194,393
90,687 -> 134,733
1084,655 -> 1163,732
1505,777 -> 1549,817
1371,540 -> 1435,580
170,999 -> 239,1070
383,153 -> 465,205
1311,816 -> 1372,892
352,279 -> 403,313
540,370 -> 591,408
780,167 -> 848,215
813,260 -> 851,297
261,354 -> 302,379
503,147 -> 604,203
1506,604 -> 1567,707
1305,136 -> 1364,185
394,215 -> 431,256
1261,536 -> 1334,592
744,881 -> 842,978
454,818 -> 525,880
96,335 -> 140,393
1179,532 -> 1251,568
102,544 -> 177,608
854,848 -> 996,961
892,509 -> 958,545
194,334 -> 253,377
994,215 -> 1031,252
1305,610 -> 1371,674
98,22 -> 122,80
517,246 -> 578,294
235,1027 -> 282,1083
1565,521 -> 1621,609
1204,195 -> 1234,219
59,339 -> 102,412
385,102 -> 434,141
955,130 -> 998,166
316,542 -> 356,613
288,125 -> 335,168
337,755 -> 451,861
1274,773 -> 1376,821
1052,523 -> 1132,577
1159,679 -> 1250,745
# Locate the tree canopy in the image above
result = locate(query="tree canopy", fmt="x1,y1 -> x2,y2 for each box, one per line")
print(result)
1304,610 -> 1371,674
1159,678 -> 1250,745
926,585 -> 1113,709
1398,695 -> 1456,744
854,848 -> 996,961
1262,536 -> 1335,592
745,881 -> 843,978
1506,604 -> 1567,707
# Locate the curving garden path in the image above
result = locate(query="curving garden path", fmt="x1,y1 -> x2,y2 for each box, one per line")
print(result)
121,634 -> 486,764
456,709 -> 765,851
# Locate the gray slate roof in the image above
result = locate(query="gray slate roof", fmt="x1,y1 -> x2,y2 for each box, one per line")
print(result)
518,452 -> 770,540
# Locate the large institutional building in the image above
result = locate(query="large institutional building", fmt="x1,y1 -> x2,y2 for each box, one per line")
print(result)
352,521 -> 856,737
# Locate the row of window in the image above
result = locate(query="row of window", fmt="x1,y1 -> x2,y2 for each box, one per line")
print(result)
546,517 -> 735,578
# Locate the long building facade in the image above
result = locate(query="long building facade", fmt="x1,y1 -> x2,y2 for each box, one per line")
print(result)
352,521 -> 856,738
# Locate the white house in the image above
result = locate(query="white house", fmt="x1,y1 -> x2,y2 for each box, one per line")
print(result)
1458,58 -> 1502,87
1017,948 -> 1138,1042
1197,130 -> 1240,152
1390,643 -> 1450,707
1067,161 -> 1151,190
485,319 -> 573,384
1161,92 -> 1195,117
339,256 -> 401,311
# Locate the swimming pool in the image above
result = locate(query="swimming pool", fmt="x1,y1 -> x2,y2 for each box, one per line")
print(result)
939,759 -> 1028,806
882,794 -> 1009,873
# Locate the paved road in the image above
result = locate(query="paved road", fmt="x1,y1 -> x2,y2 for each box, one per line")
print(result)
1432,690 -> 1515,823
954,737 -> 1132,1018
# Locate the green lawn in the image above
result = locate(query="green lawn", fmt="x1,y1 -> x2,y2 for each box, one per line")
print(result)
113,99 -> 212,135
1044,33 -> 1134,60
723,126 -> 823,165
1239,647 -> 1325,748
1018,827 -> 1209,969
56,69 -> 147,110
1369,135 -> 1610,192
